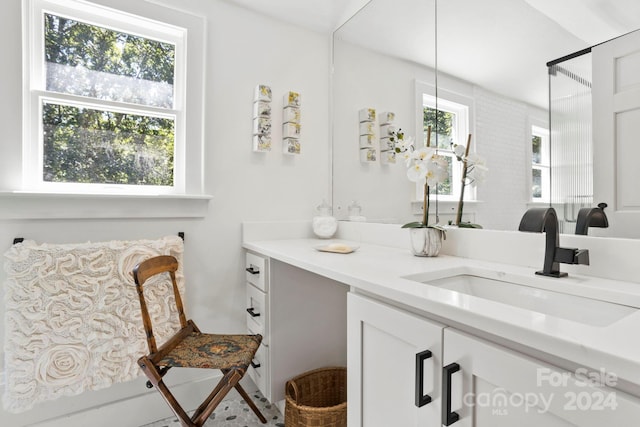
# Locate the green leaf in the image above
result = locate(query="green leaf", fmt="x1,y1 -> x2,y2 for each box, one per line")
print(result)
458,222 -> 483,229
401,222 -> 427,229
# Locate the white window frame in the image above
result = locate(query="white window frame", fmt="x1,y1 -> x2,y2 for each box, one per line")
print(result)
531,125 -> 550,203
23,0 -> 194,196
416,85 -> 474,203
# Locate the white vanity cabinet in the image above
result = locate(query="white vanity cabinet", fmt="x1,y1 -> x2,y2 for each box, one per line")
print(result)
244,252 -> 349,403
245,252 -> 270,395
442,328 -> 640,426
347,293 -> 444,427
348,292 -> 640,426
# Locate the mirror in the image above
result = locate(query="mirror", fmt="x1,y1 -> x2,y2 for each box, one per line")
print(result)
331,0 -> 640,234
332,0 -> 436,224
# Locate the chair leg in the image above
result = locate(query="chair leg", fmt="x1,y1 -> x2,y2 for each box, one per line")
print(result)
138,358 -> 195,427
234,382 -> 268,424
156,380 -> 196,427
190,369 -> 241,426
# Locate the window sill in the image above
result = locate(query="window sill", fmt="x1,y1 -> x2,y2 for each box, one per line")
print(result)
0,191 -> 212,219
411,199 -> 482,215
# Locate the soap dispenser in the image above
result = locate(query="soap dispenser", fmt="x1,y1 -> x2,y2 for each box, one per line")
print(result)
312,200 -> 338,239
348,200 -> 366,222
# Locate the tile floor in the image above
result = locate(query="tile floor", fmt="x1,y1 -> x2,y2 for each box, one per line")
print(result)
140,390 -> 284,427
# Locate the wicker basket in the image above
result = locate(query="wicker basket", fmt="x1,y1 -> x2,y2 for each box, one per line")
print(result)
284,367 -> 347,427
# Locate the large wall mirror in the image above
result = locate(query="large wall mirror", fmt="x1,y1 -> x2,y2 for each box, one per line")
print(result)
331,0 -> 640,236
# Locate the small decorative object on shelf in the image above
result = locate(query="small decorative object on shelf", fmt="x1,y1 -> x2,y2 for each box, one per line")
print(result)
253,117 -> 271,135
359,148 -> 376,162
359,121 -> 376,136
359,108 -> 376,122
379,112 -> 396,164
312,200 -> 338,239
348,200 -> 366,222
380,150 -> 396,165
379,123 -> 396,139
358,108 -> 376,163
283,138 -> 301,155
254,84 -> 272,102
253,134 -> 271,152
283,122 -> 301,138
359,134 -> 375,149
283,91 -> 301,155
285,90 -> 301,108
378,111 -> 395,125
253,101 -> 271,118
252,84 -> 272,152
283,106 -> 300,123
395,126 -> 447,256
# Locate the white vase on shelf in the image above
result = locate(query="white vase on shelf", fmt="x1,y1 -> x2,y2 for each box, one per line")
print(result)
408,228 -> 443,257
312,200 -> 338,239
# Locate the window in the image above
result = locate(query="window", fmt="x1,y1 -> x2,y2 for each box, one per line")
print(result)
24,0 -> 192,195
531,126 -> 550,202
420,93 -> 470,201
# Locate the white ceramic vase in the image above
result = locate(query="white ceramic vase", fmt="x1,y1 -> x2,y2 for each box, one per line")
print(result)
409,228 -> 443,257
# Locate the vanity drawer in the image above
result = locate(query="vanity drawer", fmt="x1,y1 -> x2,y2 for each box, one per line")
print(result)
246,283 -> 267,343
247,342 -> 269,397
245,252 -> 267,292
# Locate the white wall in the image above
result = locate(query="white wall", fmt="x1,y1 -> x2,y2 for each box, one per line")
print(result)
0,0 -> 330,424
473,87 -> 545,230
332,41 -> 437,223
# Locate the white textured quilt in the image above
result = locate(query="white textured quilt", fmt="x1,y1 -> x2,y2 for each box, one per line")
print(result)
2,235 -> 185,413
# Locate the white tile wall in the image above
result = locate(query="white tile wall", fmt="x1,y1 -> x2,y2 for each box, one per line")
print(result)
473,87 -> 542,230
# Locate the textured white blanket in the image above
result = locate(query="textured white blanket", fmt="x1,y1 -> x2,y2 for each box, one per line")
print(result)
3,235 -> 185,413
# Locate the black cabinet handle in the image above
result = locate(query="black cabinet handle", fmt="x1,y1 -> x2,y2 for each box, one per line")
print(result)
246,307 -> 260,317
443,363 -> 460,425
250,360 -> 261,369
245,266 -> 260,275
415,349 -> 433,407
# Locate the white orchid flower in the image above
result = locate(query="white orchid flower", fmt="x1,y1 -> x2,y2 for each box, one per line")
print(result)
407,161 -> 428,182
433,155 -> 448,170
467,163 -> 488,186
402,151 -> 413,167
424,160 -> 447,187
412,146 -> 436,162
453,144 -> 466,159
466,152 -> 487,167
398,135 -> 414,151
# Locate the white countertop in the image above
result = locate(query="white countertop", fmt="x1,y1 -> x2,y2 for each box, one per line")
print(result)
244,237 -> 640,387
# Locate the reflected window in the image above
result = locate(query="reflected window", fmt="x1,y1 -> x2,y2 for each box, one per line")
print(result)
422,94 -> 470,201
532,126 -> 550,202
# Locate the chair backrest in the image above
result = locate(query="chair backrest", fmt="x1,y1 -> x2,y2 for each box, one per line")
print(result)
133,255 -> 188,354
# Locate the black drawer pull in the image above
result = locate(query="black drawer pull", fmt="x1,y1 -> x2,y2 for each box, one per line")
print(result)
250,360 -> 261,369
415,349 -> 433,407
245,266 -> 260,275
246,307 -> 260,317
443,363 -> 461,425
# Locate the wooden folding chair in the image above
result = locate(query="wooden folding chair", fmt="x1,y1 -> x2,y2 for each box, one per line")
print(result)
133,255 -> 267,426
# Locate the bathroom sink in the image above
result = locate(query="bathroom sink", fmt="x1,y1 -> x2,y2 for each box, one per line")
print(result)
404,269 -> 637,327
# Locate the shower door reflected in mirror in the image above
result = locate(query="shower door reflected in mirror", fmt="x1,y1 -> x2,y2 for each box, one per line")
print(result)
548,52 -> 593,235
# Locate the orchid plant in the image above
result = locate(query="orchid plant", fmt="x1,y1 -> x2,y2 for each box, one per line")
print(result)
451,135 -> 488,228
394,126 -> 448,229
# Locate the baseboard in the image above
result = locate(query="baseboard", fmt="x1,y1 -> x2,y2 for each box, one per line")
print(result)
33,372 -> 225,427
0,371 -> 262,427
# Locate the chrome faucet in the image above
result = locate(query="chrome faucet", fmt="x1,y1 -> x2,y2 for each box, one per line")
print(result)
575,203 -> 608,235
518,207 -> 589,277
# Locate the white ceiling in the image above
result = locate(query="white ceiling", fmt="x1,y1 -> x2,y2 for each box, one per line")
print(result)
221,0 -> 370,33
223,0 -> 640,108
